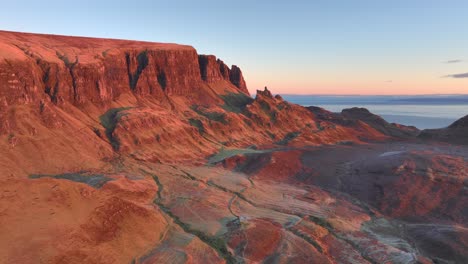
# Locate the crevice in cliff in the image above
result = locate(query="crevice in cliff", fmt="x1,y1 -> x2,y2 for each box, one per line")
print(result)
99,107 -> 131,151
125,52 -> 132,89
126,50 -> 149,91
51,81 -> 59,104
56,52 -> 78,103
41,65 -> 54,102
95,80 -> 101,97
13,45 -> 61,104
13,44 -> 34,59
198,55 -> 209,81
157,70 -> 167,91
39,63 -> 60,104
69,63 -> 78,103
218,59 -> 230,80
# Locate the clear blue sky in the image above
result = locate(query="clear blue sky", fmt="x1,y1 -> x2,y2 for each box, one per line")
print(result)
1,0 -> 468,94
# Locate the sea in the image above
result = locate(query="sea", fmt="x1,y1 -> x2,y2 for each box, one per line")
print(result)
282,95 -> 468,129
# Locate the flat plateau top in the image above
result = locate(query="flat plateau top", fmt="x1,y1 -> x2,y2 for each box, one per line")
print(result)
0,30 -> 194,62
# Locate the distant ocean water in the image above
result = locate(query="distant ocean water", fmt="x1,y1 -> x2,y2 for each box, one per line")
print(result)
282,95 -> 468,129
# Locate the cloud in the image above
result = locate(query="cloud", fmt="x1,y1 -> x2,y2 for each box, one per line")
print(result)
445,59 -> 462,64
444,72 -> 468,78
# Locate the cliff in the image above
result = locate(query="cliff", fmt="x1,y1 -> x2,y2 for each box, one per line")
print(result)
0,30 -> 397,168
0,30 -> 248,109
198,55 -> 248,94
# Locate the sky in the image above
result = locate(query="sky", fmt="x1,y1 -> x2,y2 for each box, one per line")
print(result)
1,0 -> 467,95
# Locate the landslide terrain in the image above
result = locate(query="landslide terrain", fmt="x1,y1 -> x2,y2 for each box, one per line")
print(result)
0,31 -> 466,264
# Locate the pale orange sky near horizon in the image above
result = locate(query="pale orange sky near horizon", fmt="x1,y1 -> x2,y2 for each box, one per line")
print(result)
240,47 -> 468,95
245,76 -> 468,95
219,48 -> 468,95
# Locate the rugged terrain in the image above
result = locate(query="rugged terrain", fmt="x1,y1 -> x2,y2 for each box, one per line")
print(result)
0,31 -> 466,264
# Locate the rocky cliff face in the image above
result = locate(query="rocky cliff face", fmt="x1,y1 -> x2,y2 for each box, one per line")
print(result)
0,30 -> 392,158
198,55 -> 249,94
0,31 -> 248,110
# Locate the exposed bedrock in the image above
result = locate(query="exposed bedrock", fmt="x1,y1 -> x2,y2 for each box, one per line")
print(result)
0,31 -> 248,109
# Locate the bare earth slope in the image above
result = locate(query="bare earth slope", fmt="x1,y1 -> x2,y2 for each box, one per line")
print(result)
0,31 -> 466,264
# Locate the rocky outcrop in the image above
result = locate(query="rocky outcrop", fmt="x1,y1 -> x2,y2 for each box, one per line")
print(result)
340,107 -> 420,138
218,59 -> 231,80
255,86 -> 274,98
125,49 -> 203,96
419,115 -> 468,144
198,55 -> 223,82
449,114 -> 468,128
229,65 -> 248,93
0,30 -> 248,109
198,54 -> 249,94
306,106 -> 420,139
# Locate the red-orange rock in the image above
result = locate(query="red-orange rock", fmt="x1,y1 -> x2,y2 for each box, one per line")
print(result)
0,30 -> 248,109
198,54 -> 249,94
229,65 -> 248,94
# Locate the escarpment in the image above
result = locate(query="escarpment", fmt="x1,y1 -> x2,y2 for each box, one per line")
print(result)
0,30 -> 439,165
198,54 -> 249,94
0,30 -> 247,109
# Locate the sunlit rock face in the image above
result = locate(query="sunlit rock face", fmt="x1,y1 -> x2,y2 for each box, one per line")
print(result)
0,30 -> 466,264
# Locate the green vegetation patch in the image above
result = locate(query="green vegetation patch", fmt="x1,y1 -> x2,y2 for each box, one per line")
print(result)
207,148 -> 267,164
191,105 -> 227,124
308,215 -> 333,230
188,118 -> 205,133
219,92 -> 254,113
276,131 -> 301,145
29,171 -> 113,189
256,100 -> 278,122
143,170 -> 237,264
99,107 -> 132,150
